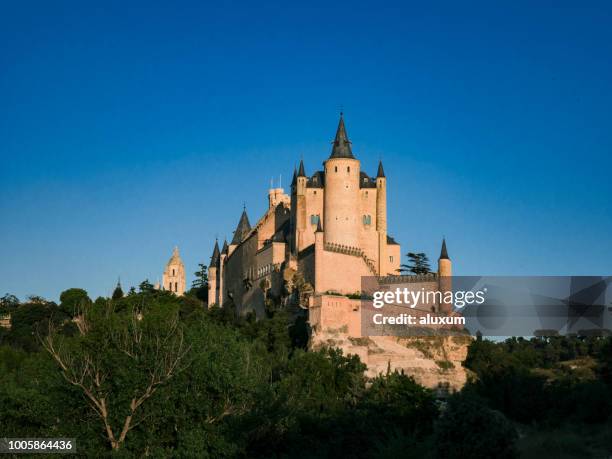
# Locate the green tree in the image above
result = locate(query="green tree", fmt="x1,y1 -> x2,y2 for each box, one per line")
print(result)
0,293 -> 19,314
59,288 -> 91,317
434,393 -> 518,459
138,279 -> 155,293
112,283 -> 124,300
399,252 -> 431,274
41,303 -> 190,451
190,263 -> 209,302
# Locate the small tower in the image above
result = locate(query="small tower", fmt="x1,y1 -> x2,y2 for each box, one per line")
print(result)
208,240 -> 220,306
218,239 -> 228,306
294,159 -> 308,253
162,246 -> 186,296
376,160 -> 387,275
437,238 -> 452,313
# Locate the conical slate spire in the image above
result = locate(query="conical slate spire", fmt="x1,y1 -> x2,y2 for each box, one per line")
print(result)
291,167 -> 297,186
221,239 -> 228,254
439,238 -> 450,260
297,159 -> 306,177
231,208 -> 251,245
329,113 -> 354,159
210,240 -> 220,266
377,160 -> 385,178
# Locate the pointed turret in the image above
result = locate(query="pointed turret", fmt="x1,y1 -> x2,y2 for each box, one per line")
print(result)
291,166 -> 297,186
439,238 -> 450,260
231,208 -> 252,245
221,239 -> 228,254
377,160 -> 385,178
210,240 -> 220,266
297,159 -> 306,177
329,113 -> 354,159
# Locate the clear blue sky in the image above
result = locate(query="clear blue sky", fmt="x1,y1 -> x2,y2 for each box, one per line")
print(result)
1,1 -> 611,301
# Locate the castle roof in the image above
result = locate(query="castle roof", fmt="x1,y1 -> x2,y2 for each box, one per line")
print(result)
329,113 -> 354,159
306,170 -> 325,188
221,239 -> 228,254
439,238 -> 450,260
360,171 -> 377,188
291,167 -> 297,186
297,159 -> 306,177
377,160 -> 385,178
231,208 -> 252,245
387,235 -> 399,245
210,240 -> 220,266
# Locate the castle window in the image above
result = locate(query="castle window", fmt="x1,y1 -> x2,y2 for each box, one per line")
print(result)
314,190 -> 317,195
334,166 -> 337,172
172,269 -> 175,276
347,166 -> 350,173
310,214 -> 320,225
362,215 -> 371,226
389,256 -> 394,262
174,282 -> 178,292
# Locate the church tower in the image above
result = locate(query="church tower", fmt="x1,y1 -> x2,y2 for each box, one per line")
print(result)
323,113 -> 361,247
162,246 -> 186,295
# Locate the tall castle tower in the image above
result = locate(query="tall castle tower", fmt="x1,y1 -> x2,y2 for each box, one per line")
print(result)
323,113 -> 361,247
162,246 -> 186,295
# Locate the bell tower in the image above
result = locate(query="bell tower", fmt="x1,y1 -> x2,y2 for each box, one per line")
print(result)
162,246 -> 186,296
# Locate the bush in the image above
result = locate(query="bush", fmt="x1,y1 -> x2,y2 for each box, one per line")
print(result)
434,393 -> 518,459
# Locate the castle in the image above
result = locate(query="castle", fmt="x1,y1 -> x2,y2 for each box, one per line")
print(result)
206,114 -> 452,324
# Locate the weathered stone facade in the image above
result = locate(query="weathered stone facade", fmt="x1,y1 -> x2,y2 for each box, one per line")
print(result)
161,246 -> 186,296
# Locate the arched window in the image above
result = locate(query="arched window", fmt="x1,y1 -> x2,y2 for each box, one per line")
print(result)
174,282 -> 178,292
334,166 -> 338,172
347,166 -> 350,173
172,269 -> 175,276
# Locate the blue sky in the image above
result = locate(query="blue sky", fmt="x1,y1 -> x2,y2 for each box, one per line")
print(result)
1,1 -> 611,301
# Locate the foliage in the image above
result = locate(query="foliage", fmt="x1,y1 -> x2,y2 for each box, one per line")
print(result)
190,263 -> 209,302
111,284 -> 124,300
399,252 -> 431,274
1,285 -> 612,456
59,288 -> 91,317
434,392 -> 518,459
0,293 -> 19,314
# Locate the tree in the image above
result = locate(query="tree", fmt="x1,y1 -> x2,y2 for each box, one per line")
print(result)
138,279 -> 155,293
59,289 -> 91,317
399,252 -> 431,274
0,294 -> 19,314
41,304 -> 190,451
112,284 -> 124,300
190,264 -> 208,302
434,393 -> 518,459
